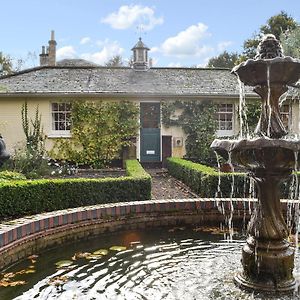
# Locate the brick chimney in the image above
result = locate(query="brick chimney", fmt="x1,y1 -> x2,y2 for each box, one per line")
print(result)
39,30 -> 57,66
39,46 -> 48,66
48,30 -> 57,66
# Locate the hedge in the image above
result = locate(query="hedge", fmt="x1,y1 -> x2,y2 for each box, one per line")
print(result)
167,157 -> 297,199
0,160 -> 151,220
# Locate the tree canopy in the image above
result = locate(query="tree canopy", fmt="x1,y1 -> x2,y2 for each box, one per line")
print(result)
105,55 -> 124,67
206,51 -> 239,69
0,52 -> 13,75
243,11 -> 297,59
280,26 -> 300,58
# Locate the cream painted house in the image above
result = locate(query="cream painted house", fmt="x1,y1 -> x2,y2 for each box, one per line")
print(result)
0,32 -> 296,165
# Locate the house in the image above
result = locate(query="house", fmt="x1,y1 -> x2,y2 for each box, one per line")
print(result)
0,31 -> 296,165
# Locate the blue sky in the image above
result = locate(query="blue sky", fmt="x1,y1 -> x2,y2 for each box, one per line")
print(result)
1,0 -> 300,68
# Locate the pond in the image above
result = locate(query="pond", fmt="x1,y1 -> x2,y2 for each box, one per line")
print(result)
0,226 -> 299,300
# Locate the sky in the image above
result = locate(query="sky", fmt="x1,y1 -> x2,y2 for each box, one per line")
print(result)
1,0 -> 300,69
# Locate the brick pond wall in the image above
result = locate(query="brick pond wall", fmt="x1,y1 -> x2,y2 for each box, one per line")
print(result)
0,198 -> 285,270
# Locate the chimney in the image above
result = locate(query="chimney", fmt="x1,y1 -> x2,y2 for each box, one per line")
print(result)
39,46 -> 48,66
48,30 -> 57,66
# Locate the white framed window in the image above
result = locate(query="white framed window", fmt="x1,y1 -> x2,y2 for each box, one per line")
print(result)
216,103 -> 234,136
49,102 -> 72,137
280,104 -> 290,130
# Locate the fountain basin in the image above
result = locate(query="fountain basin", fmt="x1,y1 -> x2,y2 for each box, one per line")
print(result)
232,57 -> 300,86
211,138 -> 300,170
0,202 -> 298,300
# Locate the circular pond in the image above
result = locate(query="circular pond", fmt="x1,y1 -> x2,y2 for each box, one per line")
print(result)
0,226 -> 299,300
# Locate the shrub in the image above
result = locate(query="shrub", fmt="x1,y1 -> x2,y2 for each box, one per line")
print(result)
0,171 -> 26,181
0,160 -> 151,220
167,157 -> 249,198
167,157 -> 297,199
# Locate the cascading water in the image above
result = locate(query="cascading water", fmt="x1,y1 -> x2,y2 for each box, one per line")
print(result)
211,34 -> 300,294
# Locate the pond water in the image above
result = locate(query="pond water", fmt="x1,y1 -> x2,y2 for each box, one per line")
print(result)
1,226 -> 300,300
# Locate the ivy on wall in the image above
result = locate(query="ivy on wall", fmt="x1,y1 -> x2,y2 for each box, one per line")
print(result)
161,100 -> 217,165
50,100 -> 139,168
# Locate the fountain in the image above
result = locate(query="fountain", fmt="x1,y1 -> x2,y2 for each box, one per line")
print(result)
211,34 -> 300,293
0,135 -> 9,167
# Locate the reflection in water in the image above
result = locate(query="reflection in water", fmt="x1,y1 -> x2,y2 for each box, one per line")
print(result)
1,227 -> 299,300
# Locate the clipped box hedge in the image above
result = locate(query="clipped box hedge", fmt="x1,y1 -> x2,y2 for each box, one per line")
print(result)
167,157 -> 297,199
0,160 -> 151,220
167,157 -> 248,198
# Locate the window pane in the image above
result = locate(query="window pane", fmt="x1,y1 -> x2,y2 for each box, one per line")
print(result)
52,103 -> 58,111
52,102 -> 72,131
216,103 -> 233,131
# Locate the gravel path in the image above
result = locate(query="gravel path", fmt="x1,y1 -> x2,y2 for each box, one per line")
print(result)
146,169 -> 198,200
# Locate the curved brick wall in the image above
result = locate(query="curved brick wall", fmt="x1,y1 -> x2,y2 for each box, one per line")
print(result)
0,198 -> 261,270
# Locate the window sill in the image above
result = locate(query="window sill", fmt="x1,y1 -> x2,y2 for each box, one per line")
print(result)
216,130 -> 234,137
47,132 -> 72,139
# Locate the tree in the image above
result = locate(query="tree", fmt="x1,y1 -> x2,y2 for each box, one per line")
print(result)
280,26 -> 300,58
206,51 -> 239,69
243,11 -> 297,58
162,100 -> 217,165
50,101 -> 139,168
0,52 -> 13,75
105,55 -> 124,67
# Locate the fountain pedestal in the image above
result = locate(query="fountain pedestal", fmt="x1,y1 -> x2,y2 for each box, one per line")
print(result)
211,138 -> 299,293
235,168 -> 295,292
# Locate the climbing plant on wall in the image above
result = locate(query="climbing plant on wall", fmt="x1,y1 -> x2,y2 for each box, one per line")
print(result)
50,100 -> 139,168
162,100 -> 217,165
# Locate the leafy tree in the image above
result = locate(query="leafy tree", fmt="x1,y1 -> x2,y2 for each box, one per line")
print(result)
105,55 -> 124,67
0,52 -> 13,75
162,100 -> 217,165
280,26 -> 300,58
50,101 -> 139,168
243,11 -> 297,58
206,51 -> 239,69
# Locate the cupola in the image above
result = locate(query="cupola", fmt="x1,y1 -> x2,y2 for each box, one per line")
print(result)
131,38 -> 150,71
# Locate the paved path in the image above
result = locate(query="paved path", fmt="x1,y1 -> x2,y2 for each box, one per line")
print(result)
146,169 -> 198,200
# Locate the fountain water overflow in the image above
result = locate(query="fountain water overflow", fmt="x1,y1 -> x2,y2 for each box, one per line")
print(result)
211,34 -> 300,293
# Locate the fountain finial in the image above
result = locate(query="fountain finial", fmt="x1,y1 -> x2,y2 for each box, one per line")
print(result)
255,34 -> 284,59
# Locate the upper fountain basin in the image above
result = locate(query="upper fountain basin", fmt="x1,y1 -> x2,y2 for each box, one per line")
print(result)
232,57 -> 300,87
211,138 -> 300,170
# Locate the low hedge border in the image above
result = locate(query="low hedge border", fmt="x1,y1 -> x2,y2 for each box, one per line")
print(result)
0,160 -> 151,220
167,157 -> 295,198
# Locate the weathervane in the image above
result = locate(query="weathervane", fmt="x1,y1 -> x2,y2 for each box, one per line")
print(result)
136,24 -> 146,39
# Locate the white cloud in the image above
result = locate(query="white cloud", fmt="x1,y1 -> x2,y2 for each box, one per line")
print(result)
167,62 -> 182,68
217,41 -> 233,52
56,46 -> 77,60
160,23 -> 212,57
80,37 -> 91,45
81,40 -> 124,65
101,5 -> 163,30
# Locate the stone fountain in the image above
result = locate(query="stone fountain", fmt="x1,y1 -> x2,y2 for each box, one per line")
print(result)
0,135 -> 9,167
211,34 -> 300,293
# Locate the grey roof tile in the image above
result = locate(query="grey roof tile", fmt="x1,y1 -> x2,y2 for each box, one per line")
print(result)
0,66 -> 255,97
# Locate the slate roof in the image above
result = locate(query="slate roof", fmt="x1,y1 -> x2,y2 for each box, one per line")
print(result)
56,59 -> 100,67
0,65 -> 255,98
131,38 -> 150,50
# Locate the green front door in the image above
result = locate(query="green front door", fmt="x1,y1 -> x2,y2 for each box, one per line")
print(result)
140,103 -> 161,162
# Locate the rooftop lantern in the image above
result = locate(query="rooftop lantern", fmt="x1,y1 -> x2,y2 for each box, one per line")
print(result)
131,37 -> 150,71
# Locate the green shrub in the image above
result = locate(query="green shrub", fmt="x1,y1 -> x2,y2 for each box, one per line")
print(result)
167,157 -> 249,198
167,157 -> 297,199
0,160 -> 151,220
0,171 -> 26,181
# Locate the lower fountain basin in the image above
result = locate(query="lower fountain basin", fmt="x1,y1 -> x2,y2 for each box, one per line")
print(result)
1,227 -> 299,300
211,138 -> 300,171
